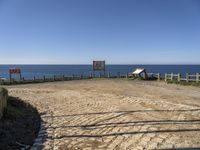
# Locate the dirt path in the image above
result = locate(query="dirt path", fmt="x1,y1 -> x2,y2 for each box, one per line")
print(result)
7,79 -> 200,150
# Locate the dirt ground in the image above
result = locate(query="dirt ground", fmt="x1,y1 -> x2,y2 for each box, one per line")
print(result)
6,79 -> 200,150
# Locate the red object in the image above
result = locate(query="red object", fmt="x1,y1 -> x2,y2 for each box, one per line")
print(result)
9,68 -> 21,74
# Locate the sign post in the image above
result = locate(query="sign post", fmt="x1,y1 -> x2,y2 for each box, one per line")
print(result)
9,68 -> 22,81
93,61 -> 106,77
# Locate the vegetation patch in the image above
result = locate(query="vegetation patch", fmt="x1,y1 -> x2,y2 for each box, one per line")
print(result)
167,80 -> 200,87
0,96 -> 40,149
0,87 -> 8,97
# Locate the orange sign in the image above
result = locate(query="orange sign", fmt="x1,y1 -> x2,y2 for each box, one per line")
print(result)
9,68 -> 21,74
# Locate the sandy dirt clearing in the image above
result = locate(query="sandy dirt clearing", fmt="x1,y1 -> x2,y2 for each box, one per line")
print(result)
6,79 -> 200,150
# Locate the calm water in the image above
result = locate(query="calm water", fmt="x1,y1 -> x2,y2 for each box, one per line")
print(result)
0,65 -> 200,80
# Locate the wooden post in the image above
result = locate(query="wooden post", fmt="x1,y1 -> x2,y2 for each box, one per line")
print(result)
62,75 -> 65,80
81,74 -> 83,79
170,73 -> 173,81
178,73 -> 181,82
165,73 -> 167,82
126,72 -> 128,79
9,74 -> 12,83
196,73 -> 199,83
186,73 -> 189,82
34,76 -> 36,81
107,72 -> 110,78
90,73 -> 92,78
43,75 -> 46,81
72,74 -> 75,80
157,73 -> 160,81
53,75 -> 56,81
118,72 -> 120,78
20,73 -> 22,81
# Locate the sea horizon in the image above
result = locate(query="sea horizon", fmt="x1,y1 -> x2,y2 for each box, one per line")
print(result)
1,63 -> 200,65
1,64 -> 200,80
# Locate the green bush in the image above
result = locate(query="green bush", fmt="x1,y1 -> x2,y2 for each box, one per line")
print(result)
0,87 -> 8,97
167,80 -> 200,87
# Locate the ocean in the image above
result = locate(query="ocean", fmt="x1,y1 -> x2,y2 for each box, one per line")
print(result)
0,65 -> 200,80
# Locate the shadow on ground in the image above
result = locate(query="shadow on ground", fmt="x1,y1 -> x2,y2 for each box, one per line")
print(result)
46,108 -> 200,149
0,96 -> 41,150
45,109 -> 200,138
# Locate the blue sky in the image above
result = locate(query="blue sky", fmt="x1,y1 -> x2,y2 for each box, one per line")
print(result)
0,0 -> 200,64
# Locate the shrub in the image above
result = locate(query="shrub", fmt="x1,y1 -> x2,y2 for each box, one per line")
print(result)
0,87 -> 8,97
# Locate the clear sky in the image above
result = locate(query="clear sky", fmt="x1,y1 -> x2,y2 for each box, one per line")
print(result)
0,0 -> 200,64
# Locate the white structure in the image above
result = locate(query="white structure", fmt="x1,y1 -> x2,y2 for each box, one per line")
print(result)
132,68 -> 148,79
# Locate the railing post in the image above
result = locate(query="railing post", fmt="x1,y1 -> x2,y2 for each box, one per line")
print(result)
196,73 -> 199,83
63,75 -> 65,80
171,73 -> 173,81
34,76 -> 36,81
43,75 -> 46,81
53,75 -> 56,81
165,73 -> 167,82
157,73 -> 160,81
186,73 -> 189,82
178,73 -> 181,82
90,73 -> 93,78
9,74 -> 12,83
20,73 -> 22,81
126,72 -> 128,79
118,72 -> 120,78
108,72 -> 110,78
